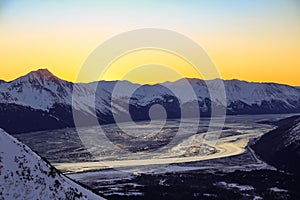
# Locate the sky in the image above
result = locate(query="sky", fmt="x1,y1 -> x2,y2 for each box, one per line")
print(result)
0,0 -> 300,85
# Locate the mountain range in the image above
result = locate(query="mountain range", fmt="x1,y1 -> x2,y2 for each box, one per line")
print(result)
0,69 -> 300,134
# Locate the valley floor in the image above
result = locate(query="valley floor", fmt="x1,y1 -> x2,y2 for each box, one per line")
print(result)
13,114 -> 300,199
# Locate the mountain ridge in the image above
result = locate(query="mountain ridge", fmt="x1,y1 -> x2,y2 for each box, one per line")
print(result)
1,68 -> 300,87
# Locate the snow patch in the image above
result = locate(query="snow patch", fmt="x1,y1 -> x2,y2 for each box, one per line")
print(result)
269,187 -> 288,193
215,182 -> 255,191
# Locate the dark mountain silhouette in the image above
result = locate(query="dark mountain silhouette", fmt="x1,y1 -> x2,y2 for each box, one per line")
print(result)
252,116 -> 300,175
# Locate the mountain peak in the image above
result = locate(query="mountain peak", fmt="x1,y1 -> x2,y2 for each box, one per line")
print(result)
17,68 -> 61,82
29,68 -> 58,79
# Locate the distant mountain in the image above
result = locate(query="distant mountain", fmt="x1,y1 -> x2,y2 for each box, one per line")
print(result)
0,128 -> 105,200
0,69 -> 300,133
251,116 -> 300,175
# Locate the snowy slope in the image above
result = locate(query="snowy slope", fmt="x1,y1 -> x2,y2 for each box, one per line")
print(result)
0,129 -> 105,200
220,79 -> 300,107
164,78 -> 300,105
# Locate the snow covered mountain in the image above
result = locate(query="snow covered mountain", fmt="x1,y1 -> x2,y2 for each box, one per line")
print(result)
0,69 -> 73,111
0,128 -> 105,200
251,116 -> 300,175
0,69 -> 300,133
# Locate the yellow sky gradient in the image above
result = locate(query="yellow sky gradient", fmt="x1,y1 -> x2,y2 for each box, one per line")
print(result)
0,1 -> 299,86
100,50 -> 203,84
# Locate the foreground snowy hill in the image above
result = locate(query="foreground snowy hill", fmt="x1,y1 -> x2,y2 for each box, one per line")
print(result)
0,129 -> 105,200
0,69 -> 300,133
